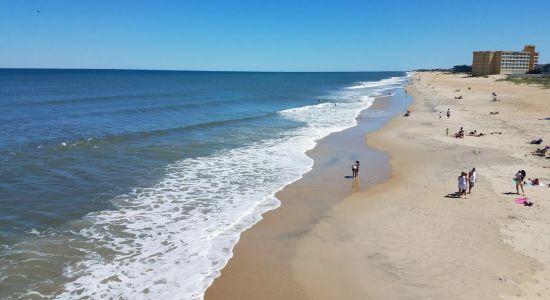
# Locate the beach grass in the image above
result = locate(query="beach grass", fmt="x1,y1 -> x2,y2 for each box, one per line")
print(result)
498,76 -> 550,88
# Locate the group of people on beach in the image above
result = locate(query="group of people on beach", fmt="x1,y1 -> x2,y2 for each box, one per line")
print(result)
452,128 -> 485,138
428,83 -> 540,206
456,165 -> 531,200
457,168 -> 476,198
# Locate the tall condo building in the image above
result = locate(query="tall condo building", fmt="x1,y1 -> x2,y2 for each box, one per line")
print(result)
472,45 -> 539,76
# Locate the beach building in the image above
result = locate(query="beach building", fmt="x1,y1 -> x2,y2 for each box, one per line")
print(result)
472,45 -> 539,76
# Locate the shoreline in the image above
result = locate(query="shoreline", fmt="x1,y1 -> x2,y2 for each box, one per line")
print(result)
205,89 -> 410,299
206,72 -> 550,299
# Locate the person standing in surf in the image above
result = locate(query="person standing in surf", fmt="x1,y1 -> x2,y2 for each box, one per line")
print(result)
352,161 -> 360,178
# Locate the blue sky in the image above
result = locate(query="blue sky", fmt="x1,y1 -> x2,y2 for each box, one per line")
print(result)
1,0 -> 549,71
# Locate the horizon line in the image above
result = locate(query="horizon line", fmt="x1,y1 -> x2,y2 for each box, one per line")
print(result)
0,67 -> 409,73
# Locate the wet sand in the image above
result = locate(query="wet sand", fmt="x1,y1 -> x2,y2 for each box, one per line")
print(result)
205,91 -> 410,299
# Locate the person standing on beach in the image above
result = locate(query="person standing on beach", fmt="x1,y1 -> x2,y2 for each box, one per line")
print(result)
351,161 -> 360,178
514,170 -> 526,195
439,112 -> 442,119
458,172 -> 468,199
446,128 -> 449,136
468,168 -> 477,194
447,109 -> 451,118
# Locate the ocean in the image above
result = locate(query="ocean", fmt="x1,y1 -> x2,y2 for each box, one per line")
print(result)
0,69 -> 409,299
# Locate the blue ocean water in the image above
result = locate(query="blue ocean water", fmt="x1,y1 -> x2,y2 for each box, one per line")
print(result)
0,69 -> 408,299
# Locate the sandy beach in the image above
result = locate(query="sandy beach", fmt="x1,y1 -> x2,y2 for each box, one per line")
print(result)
206,72 -> 550,299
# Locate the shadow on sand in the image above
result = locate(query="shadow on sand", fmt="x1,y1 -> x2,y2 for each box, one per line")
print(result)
445,192 -> 462,199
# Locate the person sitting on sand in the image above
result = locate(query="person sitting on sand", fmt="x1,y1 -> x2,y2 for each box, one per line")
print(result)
514,170 -> 526,196
528,178 -> 540,186
533,146 -> 549,156
458,172 -> 468,199
403,110 -> 411,117
454,95 -> 463,99
530,138 -> 543,145
455,127 -> 464,138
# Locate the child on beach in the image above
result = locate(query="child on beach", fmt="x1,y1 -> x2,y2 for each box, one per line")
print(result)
458,172 -> 468,198
514,170 -> 526,195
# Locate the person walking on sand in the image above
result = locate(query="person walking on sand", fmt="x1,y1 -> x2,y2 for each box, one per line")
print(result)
468,168 -> 477,194
446,109 -> 451,119
351,161 -> 360,178
514,170 -> 526,195
458,171 -> 468,199
439,112 -> 442,119
445,128 -> 449,136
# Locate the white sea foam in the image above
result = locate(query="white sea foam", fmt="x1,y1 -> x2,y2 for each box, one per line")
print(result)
346,76 -> 406,90
55,75 -> 410,300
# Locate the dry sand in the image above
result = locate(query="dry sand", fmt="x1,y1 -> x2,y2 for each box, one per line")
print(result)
206,72 -> 550,300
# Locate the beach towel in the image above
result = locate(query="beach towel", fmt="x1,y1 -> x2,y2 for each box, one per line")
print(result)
514,197 -> 528,204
